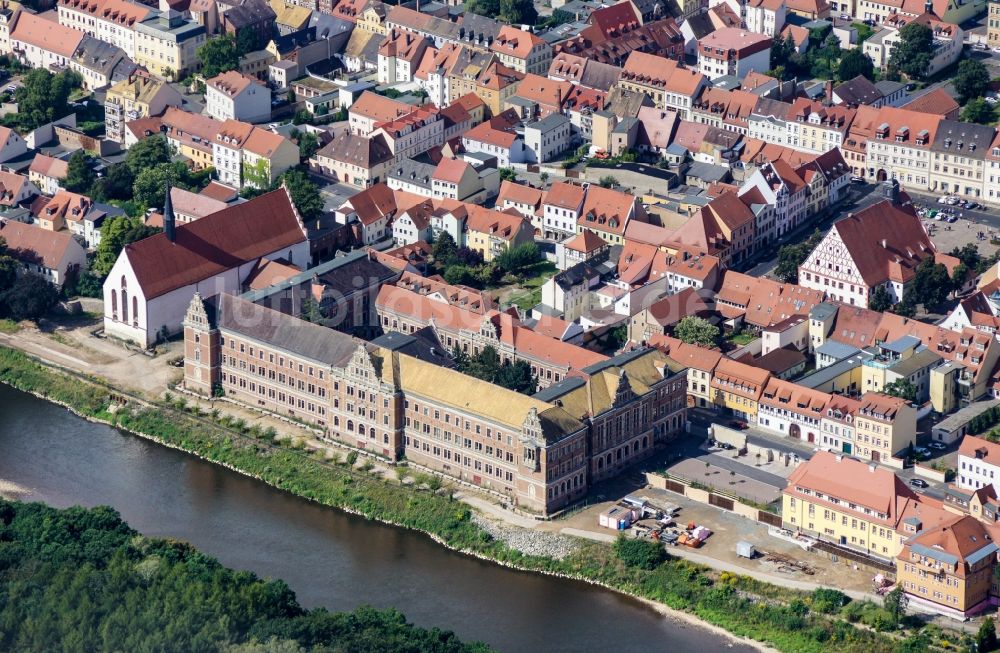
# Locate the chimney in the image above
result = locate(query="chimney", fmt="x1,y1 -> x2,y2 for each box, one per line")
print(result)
824,79 -> 833,106
163,182 -> 175,242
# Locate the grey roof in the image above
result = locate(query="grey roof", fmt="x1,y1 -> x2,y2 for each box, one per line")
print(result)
611,116 -> 639,134
885,348 -> 940,377
931,120 -> 994,159
553,260 -> 599,291
532,375 -> 587,402
874,80 -> 905,96
578,60 -> 623,92
753,98 -> 791,119
882,334 -> 921,354
685,161 -> 729,183
582,347 -> 657,376
834,75 -> 883,107
809,301 -> 838,321
136,10 -> 206,40
224,0 -> 276,29
388,158 -> 436,191
310,12 -> 354,40
71,36 -> 136,80
370,327 -> 454,367
240,249 -> 397,303
712,75 -> 741,91
933,399 -> 1000,433
215,293 -> 361,367
797,351 -> 873,389
966,542 -> 999,566
527,113 -> 570,133
816,340 -> 861,361
909,542 -> 959,566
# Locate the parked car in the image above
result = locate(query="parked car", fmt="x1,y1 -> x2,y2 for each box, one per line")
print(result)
928,441 -> 947,451
850,175 -> 866,183
914,446 -> 931,459
729,419 -> 748,430
909,478 -> 929,489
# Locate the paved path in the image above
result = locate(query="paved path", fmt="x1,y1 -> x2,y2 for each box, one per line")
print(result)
563,527 -> 880,602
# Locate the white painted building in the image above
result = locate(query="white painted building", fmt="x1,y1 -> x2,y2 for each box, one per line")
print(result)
57,0 -> 150,58
102,188 -> 309,347
205,71 -> 271,123
957,435 -> 1000,493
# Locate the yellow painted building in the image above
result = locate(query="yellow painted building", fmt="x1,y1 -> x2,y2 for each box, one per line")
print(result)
853,392 -> 916,463
783,451 -> 947,560
991,0 -> 1000,47
356,3 -> 387,34
134,12 -> 206,80
710,358 -> 770,422
897,515 -> 999,617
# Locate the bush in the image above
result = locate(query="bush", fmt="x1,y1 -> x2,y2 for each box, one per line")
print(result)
613,536 -> 667,570
346,451 -> 359,466
810,588 -> 850,614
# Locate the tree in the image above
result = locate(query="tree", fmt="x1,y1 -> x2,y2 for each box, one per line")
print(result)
197,34 -> 238,78
883,378 -> 917,402
133,162 -> 187,208
951,243 -> 984,270
888,22 -> 933,80
773,229 -> 822,284
955,59 -> 991,104
432,231 -> 458,267
0,237 -> 16,290
125,135 -> 172,175
14,68 -> 81,130
464,0 -> 500,17
301,297 -> 323,323
868,286 -> 892,312
883,586 -> 908,628
493,361 -> 537,394
598,175 -> 618,188
91,162 -> 136,202
498,167 -> 517,182
770,33 -> 797,74
0,274 -> 59,321
910,256 -> 953,308
539,172 -> 549,184
92,216 -> 162,277
280,169 -> 324,220
498,0 -> 537,24
674,316 -> 720,347
297,131 -> 319,160
443,264 -> 474,286
235,28 -> 261,57
962,98 -> 997,125
978,616 -> 997,653
838,49 -> 874,81
891,300 -> 916,317
63,150 -> 95,194
495,242 -> 540,274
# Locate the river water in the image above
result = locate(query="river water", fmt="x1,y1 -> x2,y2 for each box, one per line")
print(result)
0,383 -> 752,652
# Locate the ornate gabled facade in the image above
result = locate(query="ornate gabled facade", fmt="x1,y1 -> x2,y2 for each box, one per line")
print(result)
183,291 -> 599,514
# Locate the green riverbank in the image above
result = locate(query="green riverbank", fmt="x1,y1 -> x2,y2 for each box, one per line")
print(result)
0,345 -> 973,653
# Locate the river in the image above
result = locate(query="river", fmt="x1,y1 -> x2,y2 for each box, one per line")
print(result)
0,383 -> 752,652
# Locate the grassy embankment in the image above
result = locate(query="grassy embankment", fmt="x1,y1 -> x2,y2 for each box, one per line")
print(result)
0,344 -> 973,653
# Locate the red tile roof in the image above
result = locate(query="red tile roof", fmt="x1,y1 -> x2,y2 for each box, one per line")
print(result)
123,188 -> 306,300
13,12 -> 84,58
